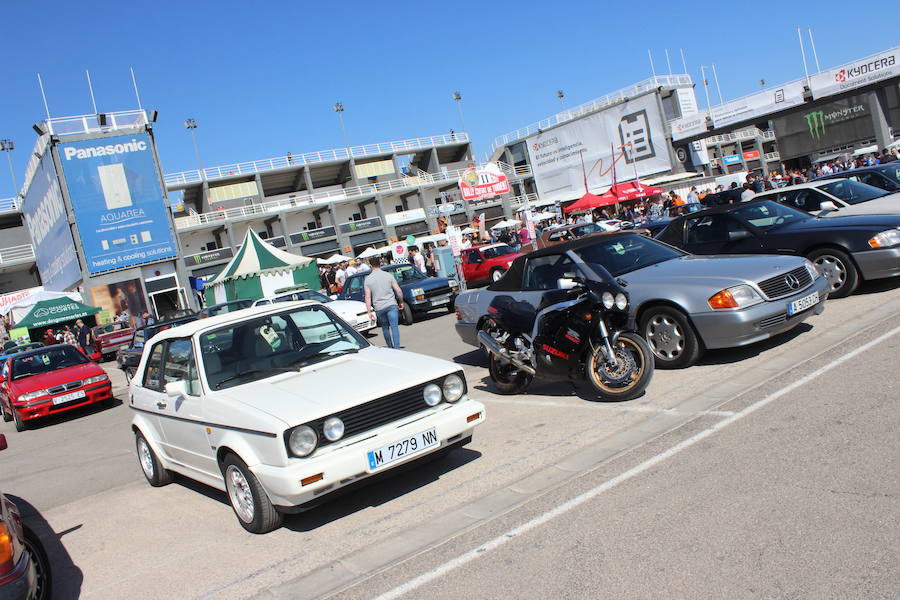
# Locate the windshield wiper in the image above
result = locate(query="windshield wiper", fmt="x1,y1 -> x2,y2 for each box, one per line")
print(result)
290,347 -> 359,369
213,367 -> 295,389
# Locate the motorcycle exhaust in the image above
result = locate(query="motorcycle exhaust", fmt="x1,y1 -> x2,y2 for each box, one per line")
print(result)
477,330 -> 536,375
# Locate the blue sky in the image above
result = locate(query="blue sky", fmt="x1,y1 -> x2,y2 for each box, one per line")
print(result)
1,1 -> 898,196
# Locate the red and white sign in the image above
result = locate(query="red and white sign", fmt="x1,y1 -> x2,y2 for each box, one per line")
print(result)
458,163 -> 510,202
742,150 -> 761,160
0,287 -> 42,313
446,225 -> 462,257
391,241 -> 408,261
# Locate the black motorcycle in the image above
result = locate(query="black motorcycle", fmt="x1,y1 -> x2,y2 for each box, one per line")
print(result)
477,271 -> 653,400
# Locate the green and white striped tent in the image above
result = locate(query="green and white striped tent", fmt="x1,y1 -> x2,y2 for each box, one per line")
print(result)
204,229 -> 319,305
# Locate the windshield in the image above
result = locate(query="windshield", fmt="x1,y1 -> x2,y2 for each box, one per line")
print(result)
482,245 -> 516,259
574,234 -> 683,277
874,165 -> 900,184
12,346 -> 88,379
388,265 -> 426,283
731,200 -> 810,230
819,179 -> 887,205
571,223 -> 602,237
274,290 -> 331,304
199,304 -> 368,390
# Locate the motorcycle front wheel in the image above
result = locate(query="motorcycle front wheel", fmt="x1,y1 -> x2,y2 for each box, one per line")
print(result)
488,354 -> 533,394
585,332 -> 654,401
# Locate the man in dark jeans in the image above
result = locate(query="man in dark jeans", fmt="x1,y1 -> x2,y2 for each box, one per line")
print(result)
364,256 -> 405,348
76,319 -> 93,357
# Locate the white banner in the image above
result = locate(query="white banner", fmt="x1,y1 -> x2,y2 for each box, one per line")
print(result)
671,114 -> 708,141
384,207 -> 426,226
809,47 -> 899,100
525,93 -> 672,203
711,80 -> 807,129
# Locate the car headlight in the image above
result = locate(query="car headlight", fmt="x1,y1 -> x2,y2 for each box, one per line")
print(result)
449,279 -> 459,289
442,374 -> 464,402
322,417 -> 345,442
412,287 -> 425,301
288,425 -> 318,457
614,293 -> 628,311
17,390 -> 48,403
423,383 -> 442,406
803,259 -> 818,280
708,284 -> 762,309
868,229 -> 900,248
83,374 -> 109,385
602,291 -> 615,309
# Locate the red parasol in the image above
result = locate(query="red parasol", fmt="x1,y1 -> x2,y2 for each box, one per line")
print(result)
563,181 -> 666,214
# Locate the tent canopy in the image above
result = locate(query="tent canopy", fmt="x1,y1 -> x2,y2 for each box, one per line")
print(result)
16,297 -> 99,330
490,219 -> 521,230
208,229 -> 314,285
317,253 -> 354,265
564,192 -> 617,214
565,181 -> 666,213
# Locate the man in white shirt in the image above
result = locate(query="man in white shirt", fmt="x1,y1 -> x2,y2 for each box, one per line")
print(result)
335,261 -> 348,289
345,260 -> 359,278
409,246 -> 427,274
740,183 -> 755,202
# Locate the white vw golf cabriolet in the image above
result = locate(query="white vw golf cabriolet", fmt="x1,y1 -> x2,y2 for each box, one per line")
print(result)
129,301 -> 485,533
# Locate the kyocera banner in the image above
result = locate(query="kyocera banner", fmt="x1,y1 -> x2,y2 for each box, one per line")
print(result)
58,133 -> 178,274
525,93 -> 671,203
809,47 -> 899,100
20,152 -> 82,291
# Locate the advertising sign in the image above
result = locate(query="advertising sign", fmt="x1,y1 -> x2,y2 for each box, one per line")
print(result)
20,152 -> 82,291
426,201 -> 465,216
809,47 -> 899,100
384,208 -> 426,226
721,154 -> 742,165
525,93 -> 672,203
458,163 -> 510,202
0,287 -> 42,313
58,133 -> 177,275
710,81 -> 807,129
89,278 -> 148,323
289,226 -> 336,244
391,241 -> 409,262
184,247 -> 234,267
742,150 -> 761,160
446,225 -> 462,257
772,93 -> 873,159
338,217 -> 381,233
671,114 -> 708,141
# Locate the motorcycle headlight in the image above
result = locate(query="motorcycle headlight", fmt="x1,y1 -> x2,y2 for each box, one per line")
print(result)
708,285 -> 762,309
868,229 -> 900,248
614,293 -> 628,311
423,383 -> 442,406
442,374 -> 465,402
287,425 -> 318,457
602,292 -> 615,309
322,417 -> 345,442
83,374 -> 109,385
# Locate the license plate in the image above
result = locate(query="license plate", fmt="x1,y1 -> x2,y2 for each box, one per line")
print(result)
788,291 -> 819,316
431,295 -> 450,306
367,428 -> 439,471
52,389 -> 86,405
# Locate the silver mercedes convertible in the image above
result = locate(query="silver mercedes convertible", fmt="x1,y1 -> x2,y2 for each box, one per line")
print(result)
453,231 -> 829,368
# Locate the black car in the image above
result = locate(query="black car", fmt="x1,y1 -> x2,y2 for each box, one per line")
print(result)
338,264 -> 459,325
116,315 -> 198,377
815,163 -> 900,193
656,199 -> 900,298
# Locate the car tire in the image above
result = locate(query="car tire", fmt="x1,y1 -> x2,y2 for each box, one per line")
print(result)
807,248 -> 859,299
135,431 -> 173,487
1,405 -> 10,422
221,453 -> 283,534
490,268 -> 505,282
13,410 -> 27,432
639,306 -> 703,369
23,525 -> 52,600
401,303 -> 414,326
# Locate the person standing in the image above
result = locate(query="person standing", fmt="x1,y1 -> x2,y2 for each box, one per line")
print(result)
364,256 -> 405,349
686,186 -> 700,205
62,326 -> 77,346
43,328 -> 56,346
409,246 -> 427,274
76,319 -> 93,356
740,183 -> 755,202
335,261 -> 348,291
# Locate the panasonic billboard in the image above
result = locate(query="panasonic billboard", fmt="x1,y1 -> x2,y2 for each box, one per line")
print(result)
58,133 -> 178,275
20,151 -> 82,291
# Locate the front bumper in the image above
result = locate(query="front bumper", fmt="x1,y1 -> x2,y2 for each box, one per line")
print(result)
410,292 -> 457,313
252,398 -> 486,509
852,247 -> 900,281
13,382 -> 113,422
692,276 -> 829,350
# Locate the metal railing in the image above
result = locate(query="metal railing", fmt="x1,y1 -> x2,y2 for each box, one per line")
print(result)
0,244 -> 35,264
704,128 -> 776,145
43,110 -> 148,137
507,193 -> 541,209
491,74 -> 693,151
164,132 -> 470,187
765,151 -> 781,161
173,162 -> 529,231
0,197 -> 17,212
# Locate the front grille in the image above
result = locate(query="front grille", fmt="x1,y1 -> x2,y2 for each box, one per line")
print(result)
759,313 -> 787,328
757,266 -> 812,300
424,286 -> 452,299
47,380 -> 83,394
305,373 -> 466,449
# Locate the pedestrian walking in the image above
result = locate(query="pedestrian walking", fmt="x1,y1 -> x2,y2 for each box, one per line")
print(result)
364,256 -> 405,349
76,319 -> 93,356
409,246 -> 427,274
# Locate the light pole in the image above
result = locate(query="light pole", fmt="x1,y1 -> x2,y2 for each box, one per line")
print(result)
451,92 -> 467,135
332,103 -> 351,153
183,119 -> 205,179
556,90 -> 565,110
0,140 -> 16,197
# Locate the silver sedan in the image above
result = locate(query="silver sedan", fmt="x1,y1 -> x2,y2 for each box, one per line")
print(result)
453,232 -> 829,369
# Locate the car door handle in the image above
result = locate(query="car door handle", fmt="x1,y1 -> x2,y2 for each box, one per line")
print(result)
156,401 -> 167,409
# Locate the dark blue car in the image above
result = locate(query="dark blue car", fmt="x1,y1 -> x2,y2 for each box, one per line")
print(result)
338,264 -> 459,325
814,163 -> 900,193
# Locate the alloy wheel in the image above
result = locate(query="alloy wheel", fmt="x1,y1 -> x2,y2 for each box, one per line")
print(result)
645,315 -> 684,359
138,438 -> 154,478
225,465 -> 255,523
814,255 -> 846,292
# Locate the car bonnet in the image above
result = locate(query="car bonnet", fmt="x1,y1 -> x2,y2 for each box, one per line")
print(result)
621,254 -> 809,287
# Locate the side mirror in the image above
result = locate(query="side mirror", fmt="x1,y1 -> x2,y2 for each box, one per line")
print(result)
728,230 -> 752,241
557,277 -> 583,290
819,200 -> 839,211
0,434 -> 6,451
165,380 -> 188,398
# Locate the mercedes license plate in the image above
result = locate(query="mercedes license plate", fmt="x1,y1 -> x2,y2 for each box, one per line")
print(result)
52,389 -> 86,405
431,295 -> 450,306
788,291 -> 819,316
367,428 -> 439,471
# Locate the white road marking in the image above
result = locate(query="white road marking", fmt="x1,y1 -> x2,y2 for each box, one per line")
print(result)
370,324 -> 900,600
480,396 -> 736,417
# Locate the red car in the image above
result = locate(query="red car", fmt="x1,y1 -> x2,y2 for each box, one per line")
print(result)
460,244 -> 524,284
0,345 -> 112,432
91,321 -> 135,360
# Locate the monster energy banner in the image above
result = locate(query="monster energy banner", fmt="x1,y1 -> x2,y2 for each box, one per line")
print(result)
771,93 -> 873,160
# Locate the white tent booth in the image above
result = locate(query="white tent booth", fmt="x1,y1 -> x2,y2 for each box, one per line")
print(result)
204,229 -> 319,305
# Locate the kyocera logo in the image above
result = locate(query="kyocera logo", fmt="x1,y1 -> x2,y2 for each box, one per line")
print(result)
532,138 -> 559,151
834,55 -> 895,83
63,139 -> 148,160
